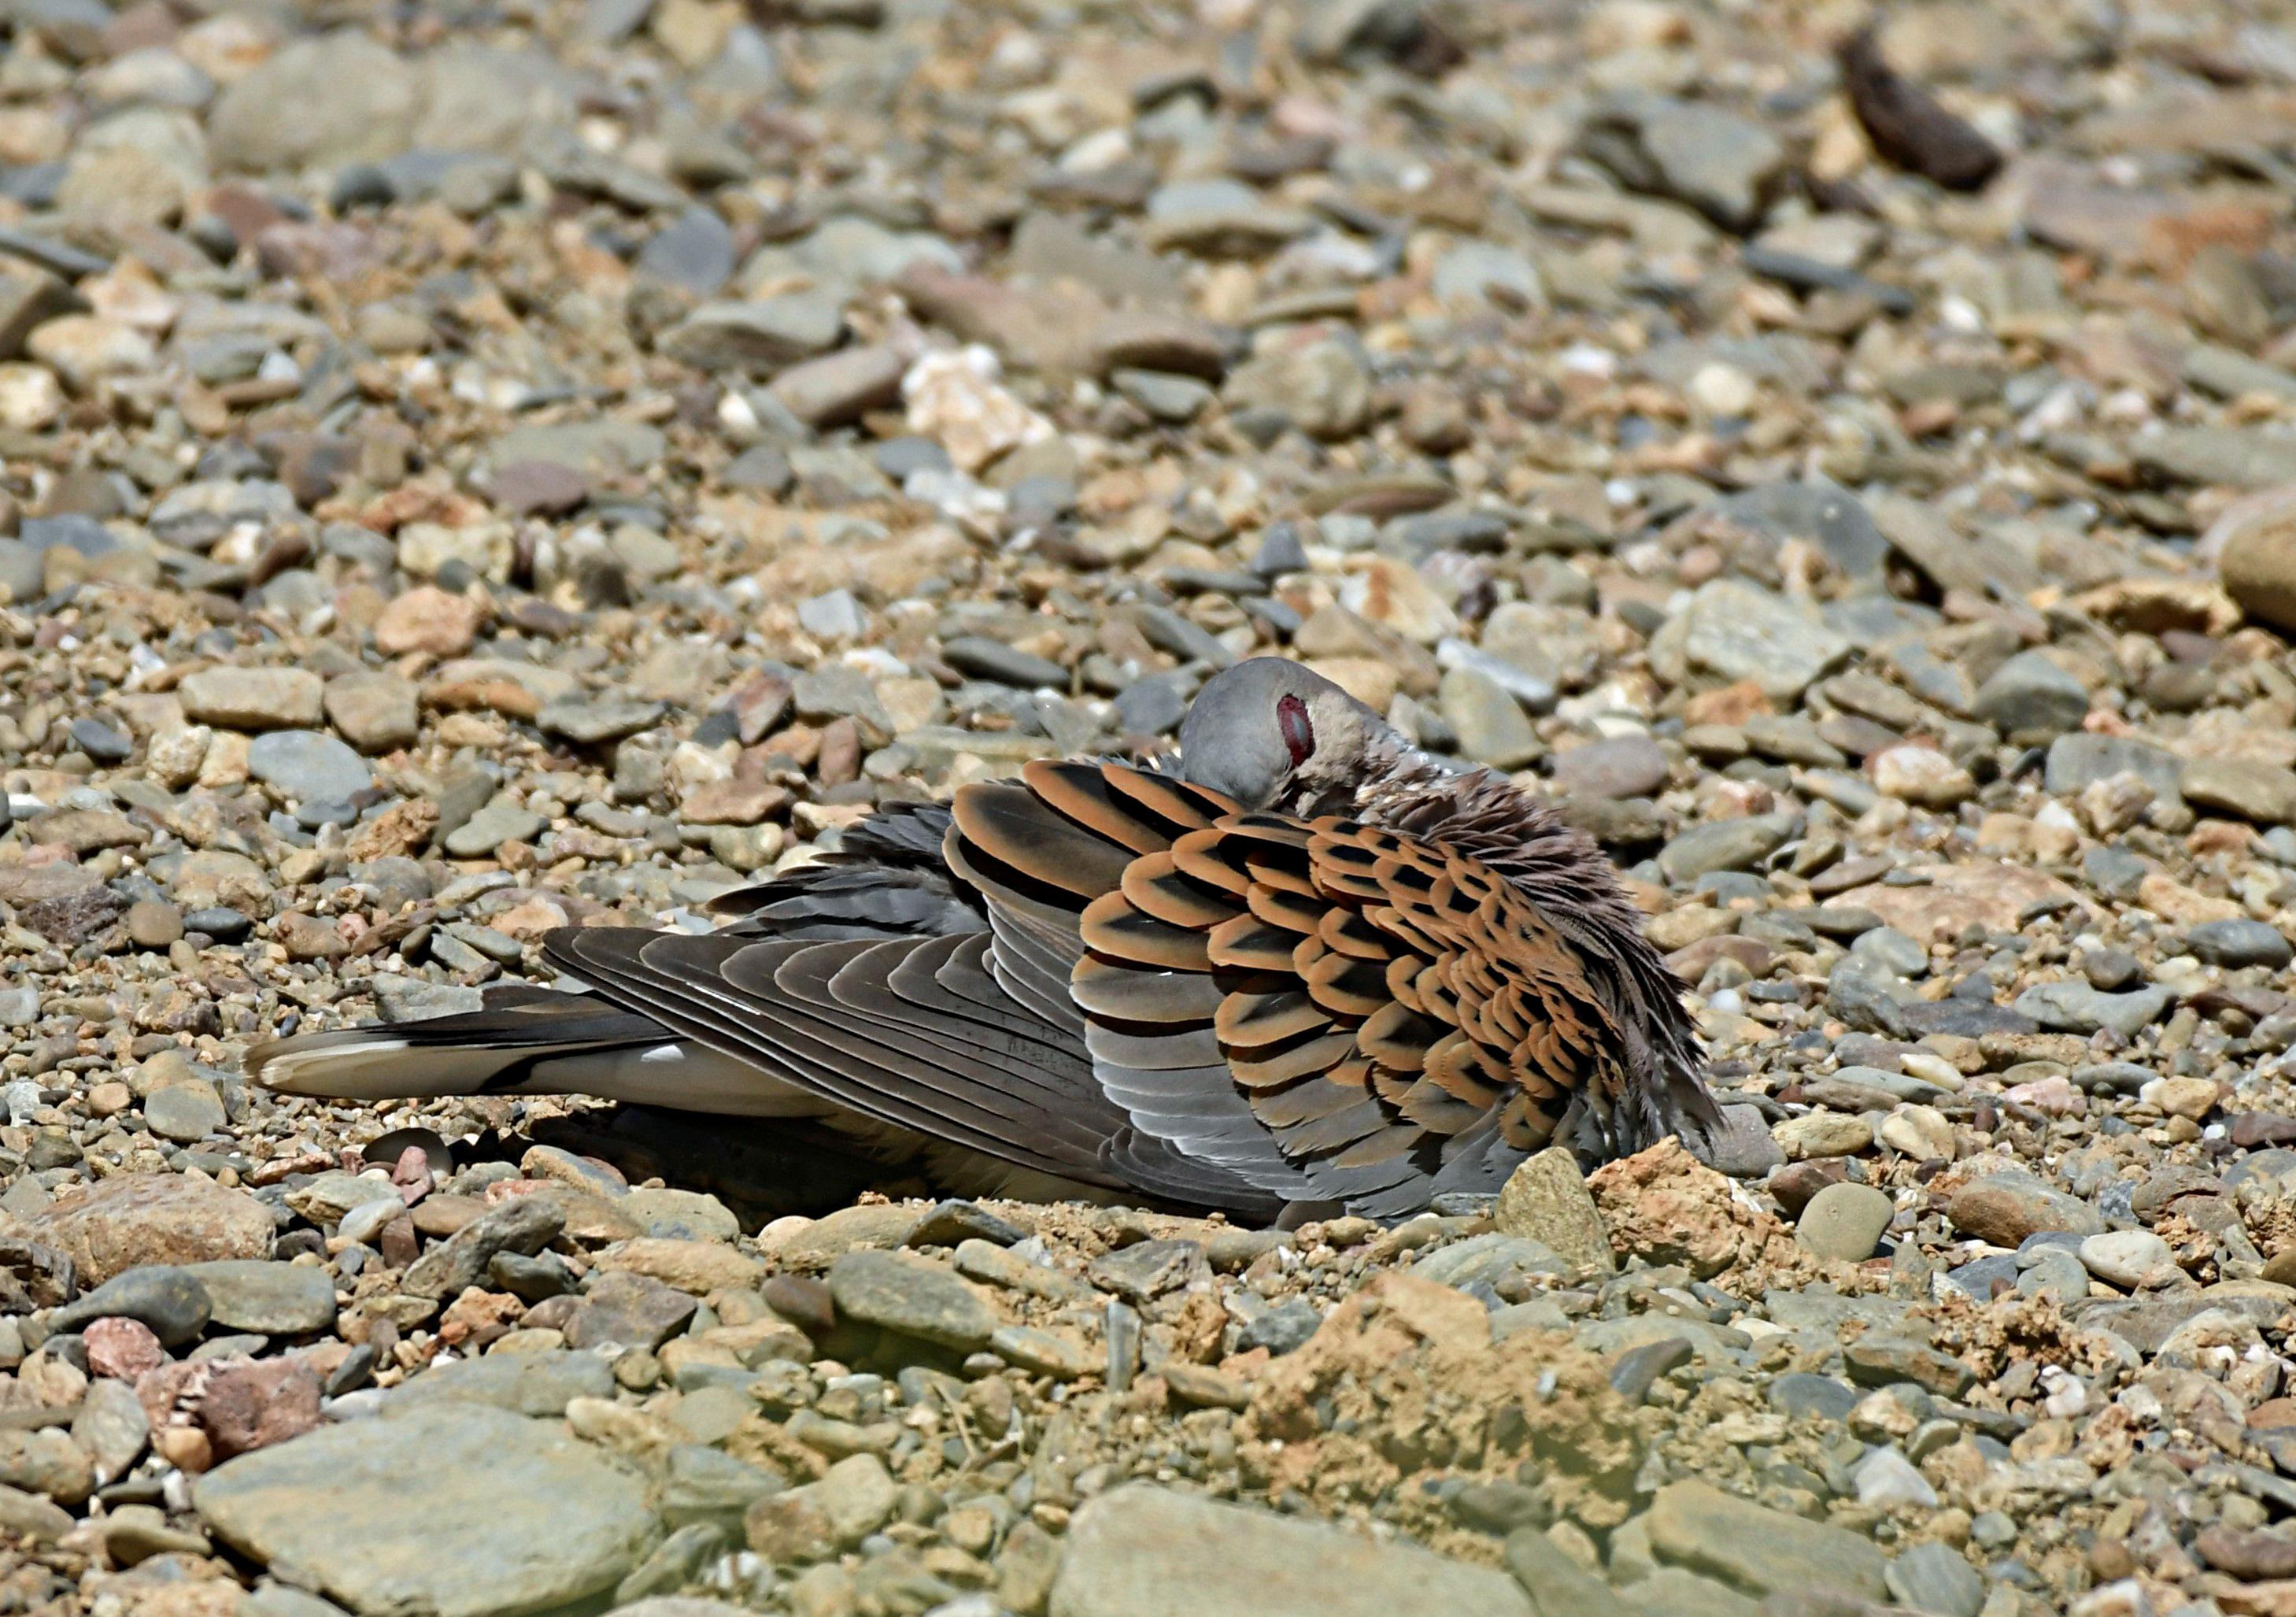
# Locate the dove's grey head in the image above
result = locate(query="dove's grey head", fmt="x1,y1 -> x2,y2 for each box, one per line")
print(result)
1176,657 -> 1387,810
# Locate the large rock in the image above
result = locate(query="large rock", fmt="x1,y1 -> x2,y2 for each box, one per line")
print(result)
209,31 -> 420,172
1049,1485 -> 1533,1617
196,1404 -> 656,1617
1644,1479 -> 1888,1600
27,1175 -> 273,1286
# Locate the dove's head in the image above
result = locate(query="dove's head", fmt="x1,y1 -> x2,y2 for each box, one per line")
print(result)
1176,657 -> 1385,810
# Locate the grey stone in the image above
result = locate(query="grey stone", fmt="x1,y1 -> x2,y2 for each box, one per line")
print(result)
403,1196 -> 563,1300
538,699 -> 668,746
768,346 -> 904,429
2010,981 -> 2172,1040
1714,481 -> 1887,581
1795,1182 -> 1895,1262
1768,1372 -> 1859,1421
50,1265 -> 210,1347
144,1080 -> 227,1143
1599,100 -> 1787,231
1972,651 -> 2089,739
1843,1337 -> 1976,1398
1694,1105 -> 1786,1177
2133,426 -> 2296,487
196,1404 -> 655,1617
1411,1234 -> 1570,1292
1502,1528 -> 1615,1617
208,32 -> 419,172
2183,757 -> 2296,826
2187,920 -> 2294,969
1549,736 -> 1668,801
1431,242 -> 1544,309
1657,814 -> 1794,883
179,668 -> 324,732
385,1351 -> 614,1418
441,803 -> 548,858
1440,665 -> 1540,771
248,731 -> 373,808
1221,339 -> 1370,439
1885,1541 -> 1986,1617
2043,734 -> 2183,803
183,1261 -> 338,1335
826,1249 -> 997,1352
564,1270 -> 698,1352
1673,580 -> 1850,698
942,636 -> 1067,690
660,295 -> 844,372
2078,1230 -> 2180,1290
1051,1485 -> 1532,1617
638,206 -> 737,296
1645,1480 -> 1887,1600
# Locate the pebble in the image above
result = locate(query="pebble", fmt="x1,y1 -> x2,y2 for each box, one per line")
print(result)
2078,1230 -> 2180,1291
1794,1182 -> 1894,1262
825,1250 -> 997,1353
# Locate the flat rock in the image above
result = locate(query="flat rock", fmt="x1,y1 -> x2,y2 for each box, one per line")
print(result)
1049,1484 -> 1533,1617
196,1404 -> 656,1617
1644,1479 -> 1887,1600
27,1174 -> 273,1286
183,1260 -> 338,1334
826,1249 -> 997,1352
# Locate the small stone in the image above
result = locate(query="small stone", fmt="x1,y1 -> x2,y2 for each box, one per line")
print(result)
2187,919 -> 2294,969
183,1261 -> 338,1335
1492,1149 -> 1614,1275
1853,1447 -> 1939,1511
1773,1113 -> 1873,1160
769,346 -> 904,429
1644,1480 -> 1887,1600
373,586 -> 484,657
248,731 -> 372,808
662,295 -> 844,372
2009,982 -> 2172,1040
1972,649 -> 2089,739
746,1453 -> 897,1561
1672,580 -> 1850,699
83,1316 -> 166,1380
825,1250 -> 996,1353
143,1080 -> 227,1143
2183,757 -> 2296,826
177,668 -> 324,731
1440,666 -> 1540,771
54,1265 -> 210,1347
324,673 -> 421,753
1222,339 -> 1371,441
1658,815 -> 1795,884
2078,1230 -> 2180,1290
1947,1173 -> 2102,1246
1884,1544 -> 1984,1617
1795,1182 -> 1895,1261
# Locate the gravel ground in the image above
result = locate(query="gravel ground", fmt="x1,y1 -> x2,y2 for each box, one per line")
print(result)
3,0 -> 2296,1611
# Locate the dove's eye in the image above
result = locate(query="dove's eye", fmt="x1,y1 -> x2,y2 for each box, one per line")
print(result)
1277,694 -> 1314,767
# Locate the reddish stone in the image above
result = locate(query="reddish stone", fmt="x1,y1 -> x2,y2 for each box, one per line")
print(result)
83,1316 -> 165,1381
197,1359 -> 323,1460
